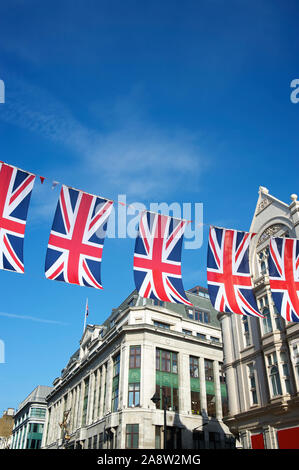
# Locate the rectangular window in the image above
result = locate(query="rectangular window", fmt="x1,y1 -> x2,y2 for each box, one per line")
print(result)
112,354 -> 120,413
210,336 -> 220,343
206,394 -> 216,418
93,371 -> 98,421
129,346 -> 141,369
267,351 -> 282,396
182,329 -> 192,335
281,352 -> 291,394
97,367 -> 102,418
262,307 -> 273,335
194,309 -> 202,321
126,424 -> 139,449
187,309 -> 194,320
103,363 -> 107,414
162,350 -> 171,372
155,426 -> 161,449
204,359 -> 214,381
98,433 -> 103,449
113,353 -> 120,377
172,352 -> 178,373
30,408 -> 46,417
82,377 -> 89,425
187,308 -> 210,324
154,320 -> 170,330
173,387 -> 179,411
128,383 -> 140,407
247,363 -> 258,405
197,333 -> 206,340
155,385 -> 179,412
156,349 -> 178,374
190,356 -> 199,378
111,387 -> 119,412
191,391 -> 201,415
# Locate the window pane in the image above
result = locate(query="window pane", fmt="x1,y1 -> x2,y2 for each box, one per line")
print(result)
155,426 -> 161,449
130,346 -> 141,368
172,388 -> 179,411
204,359 -> 214,381
126,424 -> 139,449
172,353 -> 178,373
191,391 -> 201,414
190,356 -> 199,378
207,394 -> 216,417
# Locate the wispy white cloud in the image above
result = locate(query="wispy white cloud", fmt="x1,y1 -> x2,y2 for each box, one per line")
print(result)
0,311 -> 69,325
0,75 -> 207,201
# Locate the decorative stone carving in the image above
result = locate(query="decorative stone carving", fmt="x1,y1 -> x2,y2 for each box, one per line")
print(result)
257,224 -> 286,246
256,197 -> 272,215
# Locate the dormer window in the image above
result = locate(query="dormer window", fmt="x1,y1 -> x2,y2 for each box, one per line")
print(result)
187,307 -> 210,324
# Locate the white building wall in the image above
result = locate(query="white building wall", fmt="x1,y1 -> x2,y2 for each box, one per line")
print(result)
43,303 -> 233,449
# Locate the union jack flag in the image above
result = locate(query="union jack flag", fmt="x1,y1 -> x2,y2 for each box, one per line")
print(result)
0,162 -> 35,273
45,185 -> 113,289
133,211 -> 192,305
268,237 -> 299,322
207,226 -> 263,317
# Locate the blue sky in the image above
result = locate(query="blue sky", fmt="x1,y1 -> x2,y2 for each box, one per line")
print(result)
0,0 -> 299,413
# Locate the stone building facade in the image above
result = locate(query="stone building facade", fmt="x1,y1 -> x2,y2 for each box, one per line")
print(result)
11,385 -> 52,449
42,287 -> 236,449
219,187 -> 299,449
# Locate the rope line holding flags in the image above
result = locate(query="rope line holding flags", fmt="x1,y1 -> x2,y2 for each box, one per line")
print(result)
0,159 -> 299,322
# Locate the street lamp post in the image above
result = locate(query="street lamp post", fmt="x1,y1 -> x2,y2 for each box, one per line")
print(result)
151,390 -> 169,450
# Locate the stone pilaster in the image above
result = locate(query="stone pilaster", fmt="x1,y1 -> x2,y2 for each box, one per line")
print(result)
199,356 -> 207,415
99,364 -> 106,417
179,353 -> 191,413
142,342 -> 155,409
87,373 -> 94,425
213,360 -> 222,419
105,357 -> 113,414
119,344 -> 129,409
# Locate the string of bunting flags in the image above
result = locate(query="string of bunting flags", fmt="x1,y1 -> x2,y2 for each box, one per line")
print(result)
0,160 -> 298,323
